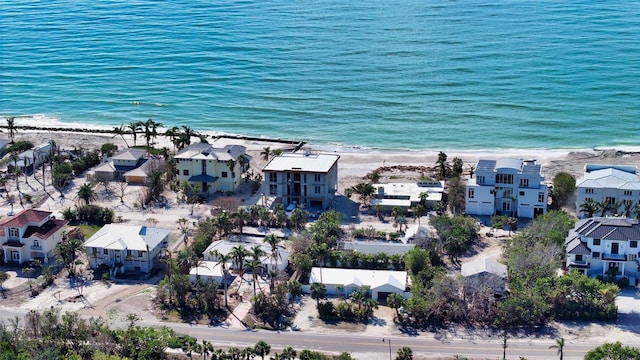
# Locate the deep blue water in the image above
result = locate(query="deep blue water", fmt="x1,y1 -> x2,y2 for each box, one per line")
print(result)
1,0 -> 639,150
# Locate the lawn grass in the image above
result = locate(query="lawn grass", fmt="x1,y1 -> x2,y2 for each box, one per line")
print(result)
76,224 -> 101,239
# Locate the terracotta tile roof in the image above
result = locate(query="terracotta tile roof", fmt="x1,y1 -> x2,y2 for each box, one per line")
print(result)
0,209 -> 51,229
22,219 -> 68,240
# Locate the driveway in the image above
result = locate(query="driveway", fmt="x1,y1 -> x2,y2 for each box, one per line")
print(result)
616,287 -> 640,334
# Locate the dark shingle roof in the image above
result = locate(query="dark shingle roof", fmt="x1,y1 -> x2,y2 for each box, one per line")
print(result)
577,217 -> 640,241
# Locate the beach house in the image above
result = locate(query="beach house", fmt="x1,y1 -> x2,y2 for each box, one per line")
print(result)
83,224 -> 170,274
307,267 -> 409,302
565,217 -> 640,286
174,143 -> 250,195
371,179 -> 444,212
91,148 -> 162,183
465,158 -> 548,219
262,151 -> 339,210
0,209 -> 68,264
7,140 -> 54,175
575,164 -> 640,218
461,257 -> 508,297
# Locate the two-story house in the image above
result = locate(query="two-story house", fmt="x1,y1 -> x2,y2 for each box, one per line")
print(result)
262,151 -> 339,210
7,140 -> 55,175
83,224 -> 170,274
565,217 -> 640,286
465,158 -> 548,219
175,143 -> 250,195
575,164 -> 640,218
92,148 -> 153,182
0,209 -> 68,264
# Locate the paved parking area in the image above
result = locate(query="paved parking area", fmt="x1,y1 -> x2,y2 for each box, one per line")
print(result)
616,287 -> 640,332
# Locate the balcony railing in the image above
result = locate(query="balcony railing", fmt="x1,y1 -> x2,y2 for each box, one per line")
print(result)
30,245 -> 42,250
602,253 -> 627,261
568,259 -> 589,268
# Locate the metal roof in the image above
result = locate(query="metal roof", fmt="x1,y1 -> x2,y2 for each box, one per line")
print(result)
262,153 -> 339,173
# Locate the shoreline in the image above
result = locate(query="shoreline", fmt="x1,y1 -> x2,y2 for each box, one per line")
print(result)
3,115 -> 640,154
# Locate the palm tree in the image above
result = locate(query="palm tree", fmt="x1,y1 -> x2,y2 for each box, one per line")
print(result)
253,340 -> 271,360
280,346 -> 296,360
230,245 -> 248,270
263,234 -> 282,270
413,204 -> 425,225
622,201 -> 634,218
580,198 -> 600,218
128,121 -> 142,146
244,258 -> 263,296
6,117 -> 17,143
231,207 -> 250,235
549,337 -> 565,360
386,292 -> 406,321
597,200 -> 611,217
165,126 -> 180,151
436,151 -> 449,179
260,147 -> 271,162
310,282 -> 326,306
213,251 -> 232,308
76,183 -> 97,206
112,124 -> 130,147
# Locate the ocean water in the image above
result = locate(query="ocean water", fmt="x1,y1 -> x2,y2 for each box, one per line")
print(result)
1,0 -> 639,150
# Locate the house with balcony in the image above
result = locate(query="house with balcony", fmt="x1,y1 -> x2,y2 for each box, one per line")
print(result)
565,217 -> 640,286
0,209 -> 68,264
83,224 -> 170,274
262,151 -> 339,210
575,164 -> 640,219
465,158 -> 548,219
175,143 -> 250,195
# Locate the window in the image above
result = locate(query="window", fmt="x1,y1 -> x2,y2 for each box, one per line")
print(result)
201,160 -> 207,174
538,192 -> 545,203
623,199 -> 633,207
222,172 -> 228,178
520,178 -> 529,188
592,252 -> 600,259
269,184 -> 277,196
496,173 -> 514,184
631,240 -> 638,248
585,197 -> 594,203
575,254 -> 583,261
477,176 -> 485,185
585,188 -> 594,194
315,186 -> 321,194
519,191 -> 525,196
33,239 -> 40,248
126,250 -> 132,257
269,173 -> 277,182
468,189 -> 475,199
183,169 -> 189,176
504,188 -> 513,198
8,228 -> 19,238
624,190 -> 632,196
630,254 -> 637,262
139,251 -> 145,258
103,249 -> 108,255
593,239 -> 601,246
605,196 -> 616,205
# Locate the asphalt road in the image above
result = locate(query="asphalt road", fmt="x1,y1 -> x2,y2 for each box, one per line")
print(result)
0,307 -> 614,359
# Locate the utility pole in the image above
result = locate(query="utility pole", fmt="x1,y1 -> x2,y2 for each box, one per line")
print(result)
382,338 -> 392,360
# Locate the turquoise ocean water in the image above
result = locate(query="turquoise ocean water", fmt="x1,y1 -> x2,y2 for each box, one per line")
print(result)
1,0 -> 639,150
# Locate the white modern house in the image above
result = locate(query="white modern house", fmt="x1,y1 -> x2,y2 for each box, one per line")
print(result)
262,151 -> 340,210
0,209 -> 68,264
575,164 -> 640,218
465,158 -> 548,219
461,257 -> 508,297
175,143 -> 250,195
565,217 -> 640,286
189,261 -> 225,284
307,267 -> 409,302
371,180 -> 444,211
83,224 -> 170,274
202,239 -> 289,272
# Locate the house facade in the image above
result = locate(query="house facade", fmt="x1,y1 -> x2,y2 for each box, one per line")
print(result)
262,152 -> 339,210
465,158 -> 548,219
92,148 -> 155,182
575,164 -> 640,219
307,267 -> 409,302
7,140 -> 55,175
203,239 -> 289,272
0,209 -> 68,264
175,143 -> 250,195
83,224 -> 170,274
565,217 -> 640,286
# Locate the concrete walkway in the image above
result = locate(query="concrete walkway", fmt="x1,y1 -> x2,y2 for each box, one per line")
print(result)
226,301 -> 252,329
